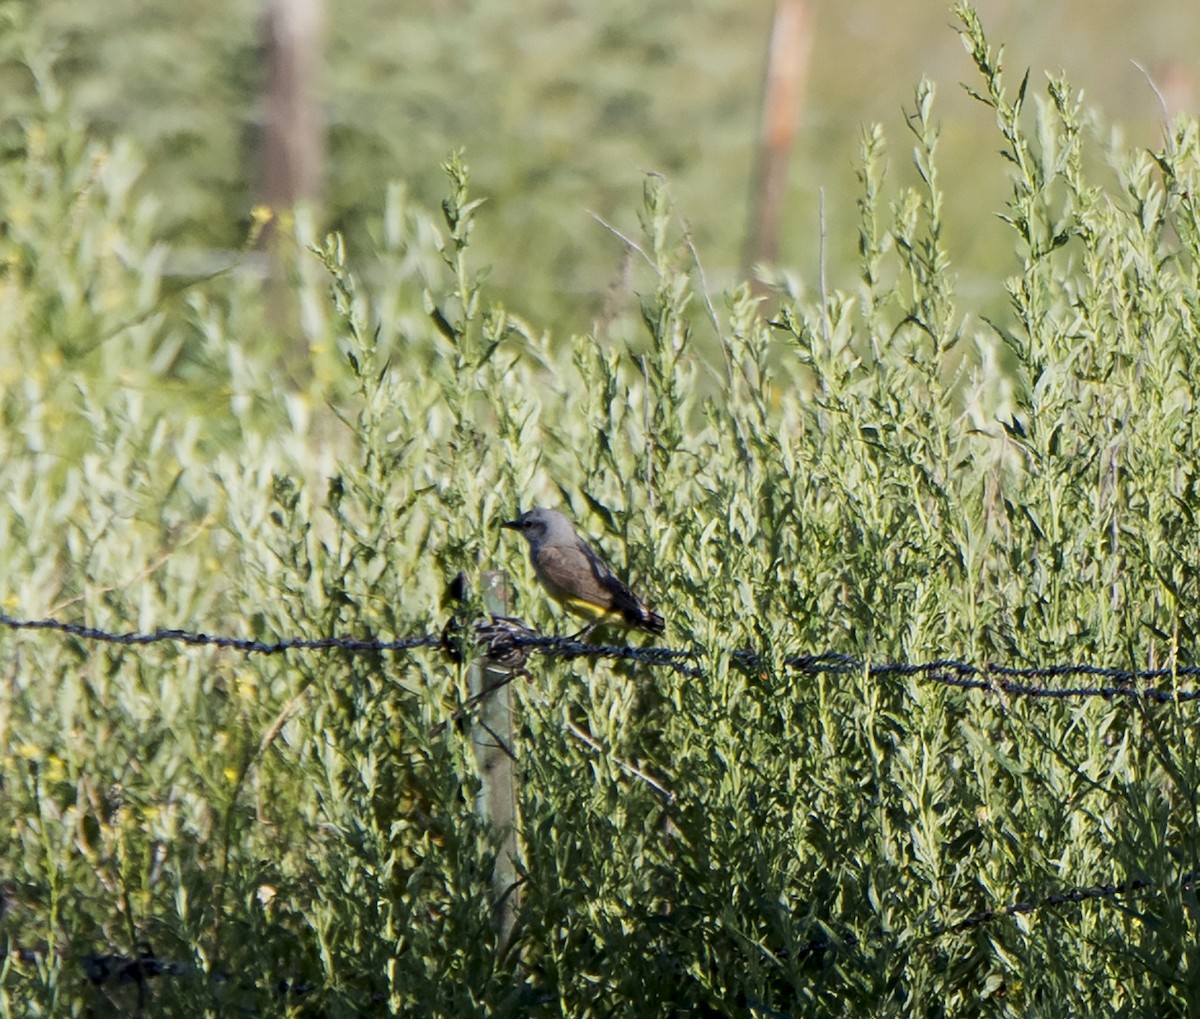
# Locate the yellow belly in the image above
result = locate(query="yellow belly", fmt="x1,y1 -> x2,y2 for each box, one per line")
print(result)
554,592 -> 621,623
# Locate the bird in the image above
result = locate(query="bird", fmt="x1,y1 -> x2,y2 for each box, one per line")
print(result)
501,507 -> 665,638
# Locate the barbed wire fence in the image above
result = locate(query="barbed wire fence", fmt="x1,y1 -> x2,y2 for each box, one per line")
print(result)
1,607 -> 1197,994
4,609 -> 1197,698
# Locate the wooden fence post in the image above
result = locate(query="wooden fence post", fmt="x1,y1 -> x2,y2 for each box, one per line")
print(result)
262,0 -> 324,215
743,0 -> 814,284
471,570 -> 520,952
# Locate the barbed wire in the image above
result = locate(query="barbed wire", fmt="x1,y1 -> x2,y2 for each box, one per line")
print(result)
787,653 -> 1200,702
1,610 -> 1196,702
0,611 -> 441,655
5,866 -> 1195,991
791,867 -> 1200,960
2,610 -> 1197,993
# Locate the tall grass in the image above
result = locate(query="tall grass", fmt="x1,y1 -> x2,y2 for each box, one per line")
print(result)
2,4 -> 1200,1015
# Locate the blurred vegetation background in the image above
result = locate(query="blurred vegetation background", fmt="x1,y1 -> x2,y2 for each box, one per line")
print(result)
23,0 -> 1200,333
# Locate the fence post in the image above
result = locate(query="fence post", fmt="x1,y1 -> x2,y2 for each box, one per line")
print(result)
471,570 -> 520,952
743,0 -> 813,283
262,0 -> 324,215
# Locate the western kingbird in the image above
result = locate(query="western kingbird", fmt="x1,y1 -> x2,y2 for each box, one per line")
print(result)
501,507 -> 665,637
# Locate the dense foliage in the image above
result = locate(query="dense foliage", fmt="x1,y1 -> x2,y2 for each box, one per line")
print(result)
2,5 -> 1200,1015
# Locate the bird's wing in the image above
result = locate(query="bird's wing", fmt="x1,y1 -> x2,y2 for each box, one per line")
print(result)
538,539 -> 663,632
580,540 -> 665,633
537,544 -> 618,616
577,538 -> 649,619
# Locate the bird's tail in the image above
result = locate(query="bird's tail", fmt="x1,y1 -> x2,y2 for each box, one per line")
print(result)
628,604 -> 665,635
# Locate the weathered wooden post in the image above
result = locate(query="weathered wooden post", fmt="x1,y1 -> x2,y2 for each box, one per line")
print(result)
744,0 -> 813,283
262,0 -> 324,216
471,570 -> 520,951
259,0 -> 324,337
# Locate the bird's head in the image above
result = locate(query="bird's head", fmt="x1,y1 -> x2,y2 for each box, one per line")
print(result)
501,507 -> 574,546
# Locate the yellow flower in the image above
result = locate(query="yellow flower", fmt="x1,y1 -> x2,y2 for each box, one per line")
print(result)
44,755 -> 66,782
233,670 -> 258,701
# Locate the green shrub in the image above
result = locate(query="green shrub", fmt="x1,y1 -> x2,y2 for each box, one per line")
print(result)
2,4 -> 1200,1015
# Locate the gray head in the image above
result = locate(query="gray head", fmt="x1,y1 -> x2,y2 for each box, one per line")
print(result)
501,507 -> 578,550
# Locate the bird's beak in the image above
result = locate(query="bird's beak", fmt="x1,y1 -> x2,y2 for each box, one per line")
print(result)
500,518 -> 519,530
